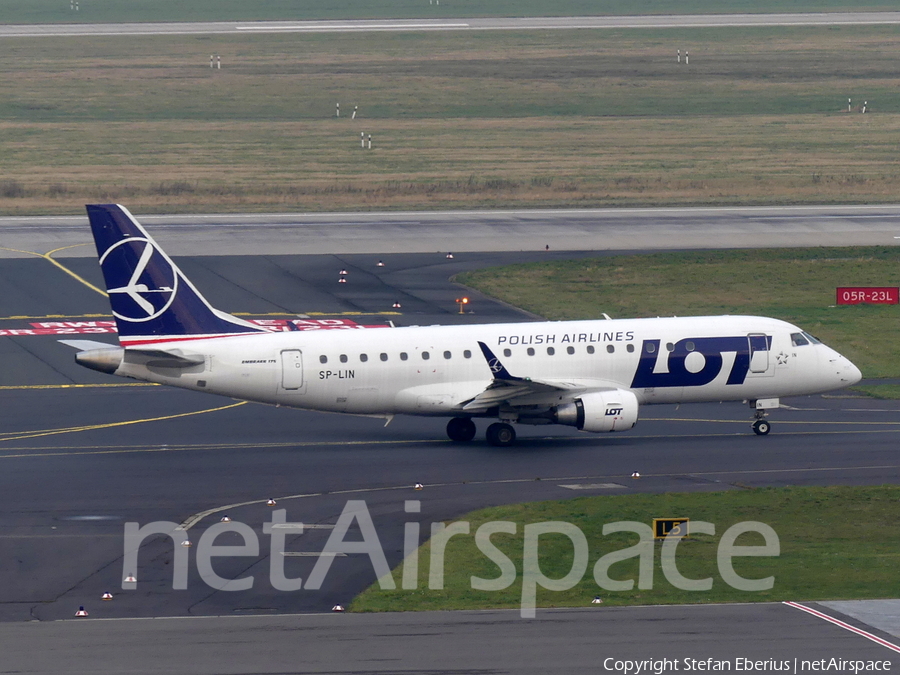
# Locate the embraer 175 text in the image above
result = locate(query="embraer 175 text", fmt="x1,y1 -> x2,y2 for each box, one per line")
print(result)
65,204 -> 862,446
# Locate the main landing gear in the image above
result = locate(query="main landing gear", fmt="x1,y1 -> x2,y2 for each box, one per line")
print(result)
445,417 -> 517,446
446,417 -> 477,442
485,422 -> 516,447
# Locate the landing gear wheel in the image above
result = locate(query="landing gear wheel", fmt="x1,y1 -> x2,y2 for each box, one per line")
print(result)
752,420 -> 771,436
446,417 -> 476,442
486,422 -> 516,447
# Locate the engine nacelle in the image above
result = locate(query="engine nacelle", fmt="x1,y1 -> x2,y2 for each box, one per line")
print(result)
553,389 -> 639,433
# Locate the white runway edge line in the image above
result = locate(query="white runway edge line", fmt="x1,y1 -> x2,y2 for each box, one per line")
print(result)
235,23 -> 470,30
783,601 -> 900,654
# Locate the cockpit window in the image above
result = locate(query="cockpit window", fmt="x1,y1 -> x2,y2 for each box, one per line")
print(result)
802,331 -> 821,345
791,333 -> 809,347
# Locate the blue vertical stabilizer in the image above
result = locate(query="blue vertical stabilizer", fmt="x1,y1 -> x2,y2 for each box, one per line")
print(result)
86,204 -> 266,344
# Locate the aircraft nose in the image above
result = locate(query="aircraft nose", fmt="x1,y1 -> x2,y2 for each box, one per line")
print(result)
842,358 -> 862,386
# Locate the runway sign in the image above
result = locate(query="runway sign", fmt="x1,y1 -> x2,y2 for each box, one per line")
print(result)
653,517 -> 689,539
836,287 -> 899,305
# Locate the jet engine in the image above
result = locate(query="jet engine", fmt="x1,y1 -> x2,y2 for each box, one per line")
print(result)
551,389 -> 639,432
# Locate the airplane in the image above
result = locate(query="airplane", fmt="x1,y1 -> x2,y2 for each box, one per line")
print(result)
64,204 -> 863,447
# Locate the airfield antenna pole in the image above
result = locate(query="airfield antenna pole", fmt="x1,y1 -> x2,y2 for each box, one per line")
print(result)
848,98 -> 852,112
216,55 -> 221,70
863,101 -> 867,113
361,132 -> 365,148
352,106 -> 358,120
336,102 -> 340,118
210,54 -> 214,69
367,134 -> 372,150
685,50 -> 689,65
677,49 -> 680,64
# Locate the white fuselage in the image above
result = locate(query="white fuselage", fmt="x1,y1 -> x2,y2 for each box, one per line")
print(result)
113,315 -> 860,418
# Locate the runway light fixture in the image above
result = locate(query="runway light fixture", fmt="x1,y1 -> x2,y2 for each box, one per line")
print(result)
456,297 -> 469,314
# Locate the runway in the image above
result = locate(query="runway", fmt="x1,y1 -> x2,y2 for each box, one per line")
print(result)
3,13 -> 900,38
1,222 -> 899,668
3,204 -> 900,258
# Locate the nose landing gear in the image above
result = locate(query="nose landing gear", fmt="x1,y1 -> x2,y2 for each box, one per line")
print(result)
749,398 -> 778,436
751,417 -> 771,435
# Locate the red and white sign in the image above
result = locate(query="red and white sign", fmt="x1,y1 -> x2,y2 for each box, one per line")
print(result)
0,318 -> 387,337
835,287 -> 899,305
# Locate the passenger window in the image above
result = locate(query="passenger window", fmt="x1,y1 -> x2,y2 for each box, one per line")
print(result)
503,348 -> 512,357
443,350 -> 452,359
360,353 -> 368,362
646,343 -> 656,354
666,343 -> 674,352
547,347 -> 555,356
422,351 -> 430,360
463,350 -> 472,358
319,355 -> 328,364
791,333 -> 809,347
340,354 -> 348,363
626,344 -> 634,353
685,341 -> 695,352
527,347 -> 535,356
586,345 -> 595,354
607,345 -> 615,354
400,352 -> 408,361
380,353 -> 388,362
566,346 -> 575,355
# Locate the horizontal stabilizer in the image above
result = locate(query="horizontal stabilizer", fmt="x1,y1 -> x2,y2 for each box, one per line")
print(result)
58,339 -> 118,351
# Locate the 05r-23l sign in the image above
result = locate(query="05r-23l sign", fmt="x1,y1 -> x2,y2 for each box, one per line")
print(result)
836,287 -> 899,305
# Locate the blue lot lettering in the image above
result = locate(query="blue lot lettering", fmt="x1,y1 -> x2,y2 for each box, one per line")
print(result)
631,335 -> 771,389
605,407 -> 623,416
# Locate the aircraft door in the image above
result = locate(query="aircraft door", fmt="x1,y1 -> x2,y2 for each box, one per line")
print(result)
280,349 -> 307,392
747,334 -> 773,377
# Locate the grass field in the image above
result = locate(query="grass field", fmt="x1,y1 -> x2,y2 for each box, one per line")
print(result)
352,485 -> 900,613
457,247 -> 900,379
3,1 -> 898,24
2,26 -> 900,213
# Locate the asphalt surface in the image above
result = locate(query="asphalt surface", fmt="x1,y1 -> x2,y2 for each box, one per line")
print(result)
4,204 -> 900,258
2,12 -> 900,37
1,242 -> 899,669
3,605 -> 899,675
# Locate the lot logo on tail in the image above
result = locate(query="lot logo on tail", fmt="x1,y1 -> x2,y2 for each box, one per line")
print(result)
99,238 -> 178,323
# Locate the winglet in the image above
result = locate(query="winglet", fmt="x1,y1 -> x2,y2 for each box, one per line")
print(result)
477,341 -> 521,381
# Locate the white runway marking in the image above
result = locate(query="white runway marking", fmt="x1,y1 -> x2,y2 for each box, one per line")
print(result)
784,601 -> 900,654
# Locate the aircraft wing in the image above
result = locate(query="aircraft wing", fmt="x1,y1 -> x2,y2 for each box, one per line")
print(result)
460,342 -> 591,412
